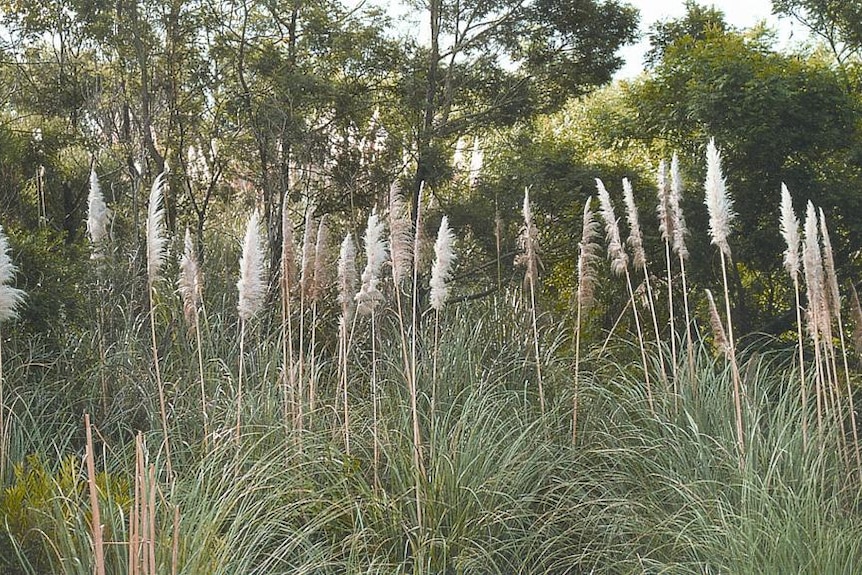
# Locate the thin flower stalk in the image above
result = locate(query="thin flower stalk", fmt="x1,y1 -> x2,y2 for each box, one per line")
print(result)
236,209 -> 266,443
145,172 -> 172,477
517,188 -> 545,416
596,178 -> 652,411
574,197 -> 600,443
297,208 -> 317,437
803,201 -> 826,434
179,229 -> 208,444
780,184 -> 807,446
820,209 -> 861,478
671,153 -> 694,376
308,214 -> 329,416
337,233 -> 357,454
656,160 -> 677,381
703,139 -> 744,463
281,197 -> 298,434
0,225 -> 24,478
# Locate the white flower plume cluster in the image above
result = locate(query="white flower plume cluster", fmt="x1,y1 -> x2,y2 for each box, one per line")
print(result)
0,225 -> 25,322
430,216 -> 456,311
237,210 -> 266,322
595,178 -> 627,276
355,209 -> 388,315
704,139 -> 734,259
87,170 -> 111,256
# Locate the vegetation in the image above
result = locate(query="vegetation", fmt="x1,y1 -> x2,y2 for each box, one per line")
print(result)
3,0 -> 862,572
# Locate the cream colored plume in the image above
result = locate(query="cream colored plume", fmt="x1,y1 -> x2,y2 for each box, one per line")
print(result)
595,178 -> 627,276
299,209 -> 317,299
430,216 -> 456,311
577,197 -> 601,311
0,225 -> 25,322
311,214 -> 330,301
670,153 -> 688,259
146,171 -> 168,286
237,210 -> 266,322
516,188 -> 540,285
338,233 -> 358,322
705,289 -> 729,357
87,169 -> 111,254
656,160 -> 672,243
802,201 -> 825,336
779,183 -> 800,279
355,209 -> 388,315
704,139 -> 734,259
388,182 -> 413,286
178,228 -> 202,329
281,195 -> 297,293
819,208 -> 841,320
622,178 -> 646,270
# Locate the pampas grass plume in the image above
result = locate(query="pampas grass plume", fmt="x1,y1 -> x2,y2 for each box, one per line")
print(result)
178,228 -> 202,329
670,153 -> 688,259
338,232 -> 358,322
622,178 -> 646,269
779,183 -> 800,279
356,209 -> 388,315
595,178 -> 627,276
146,172 -> 168,286
312,214 -> 330,301
388,183 -> 413,286
705,289 -> 729,357
656,160 -> 672,243
577,197 -> 601,311
0,225 -> 25,322
281,195 -> 297,292
237,210 -> 266,322
819,208 -> 841,319
802,201 -> 825,334
704,139 -> 734,258
430,216 -> 456,311
300,209 -> 317,299
516,188 -> 540,285
87,170 -> 111,253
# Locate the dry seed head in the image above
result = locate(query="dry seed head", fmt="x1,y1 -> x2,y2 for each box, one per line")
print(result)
779,183 -> 800,279
705,289 -> 729,357
595,178 -> 628,276
850,283 -> 862,358
0,225 -> 25,322
388,182 -> 413,286
430,215 -> 456,311
670,153 -> 689,259
577,197 -> 601,312
237,210 -> 266,322
355,209 -> 388,315
656,160 -> 673,243
704,139 -> 734,259
281,195 -> 297,294
87,170 -> 111,255
338,232 -> 358,323
516,187 -> 540,286
300,209 -> 317,299
622,178 -> 646,270
311,214 -> 330,301
819,208 -> 841,321
178,228 -> 202,330
146,172 -> 168,287
802,201 -> 825,339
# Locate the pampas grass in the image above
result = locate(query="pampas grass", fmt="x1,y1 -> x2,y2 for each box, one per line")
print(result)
671,153 -> 694,375
87,169 -> 111,257
337,232 -> 357,454
596,178 -> 652,410
703,139 -> 744,462
281,197 -> 297,433
0,224 -> 24,478
430,215 -> 456,387
145,172 -> 172,476
236,209 -> 266,442
780,184 -> 806,445
517,188 -> 545,415
705,289 -> 729,357
179,228 -> 207,443
803,201 -> 826,434
309,214 -> 330,415
574,197 -> 600,442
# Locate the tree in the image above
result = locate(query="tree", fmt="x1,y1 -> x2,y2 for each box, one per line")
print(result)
772,0 -> 862,68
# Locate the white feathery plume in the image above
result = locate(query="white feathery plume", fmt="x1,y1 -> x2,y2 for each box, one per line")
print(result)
299,209 -> 317,299
622,178 -> 646,270
656,160 -> 672,243
516,187 -> 540,285
338,233 -> 358,322
87,169 -> 111,254
146,171 -> 167,287
430,216 -> 456,311
577,197 -> 601,311
595,178 -> 627,276
704,139 -> 734,259
178,228 -> 202,329
802,201 -> 825,336
819,208 -> 841,320
355,209 -> 388,315
670,153 -> 689,259
468,136 -> 483,187
388,182 -> 413,286
0,225 -> 25,322
779,183 -> 800,279
237,210 -> 266,322
281,195 -> 297,293
311,214 -> 330,301
705,289 -> 729,357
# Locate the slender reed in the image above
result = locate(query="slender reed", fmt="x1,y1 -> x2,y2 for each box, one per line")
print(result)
596,178 -> 652,411
88,169 -> 112,412
297,209 -> 317,437
574,197 -> 600,443
337,233 -> 357,454
308,213 -> 330,416
670,154 -> 694,375
356,209 -> 388,489
145,172 -> 172,476
780,184 -> 806,446
179,228 -> 207,444
517,188 -> 545,415
236,210 -> 266,443
623,177 -> 666,385
0,224 -> 24,479
819,209 -> 861,478
656,160 -> 677,380
703,138 -> 744,462
280,196 -> 298,433
84,413 -> 106,575
430,215 -> 456,392
802,201 -> 826,435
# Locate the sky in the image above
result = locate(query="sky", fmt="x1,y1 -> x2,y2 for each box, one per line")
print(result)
616,0 -> 807,78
